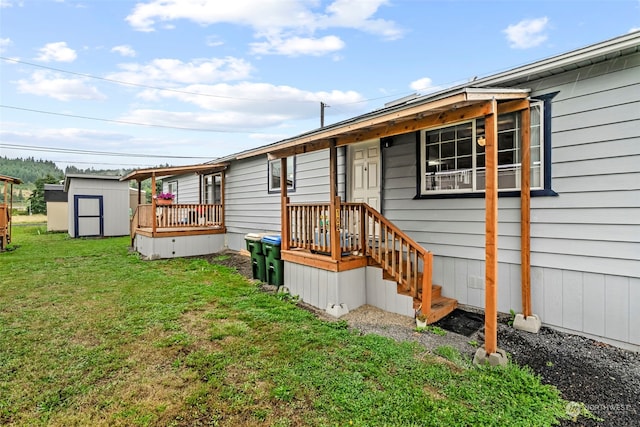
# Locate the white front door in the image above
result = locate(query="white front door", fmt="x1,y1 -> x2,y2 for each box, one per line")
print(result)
350,140 -> 380,210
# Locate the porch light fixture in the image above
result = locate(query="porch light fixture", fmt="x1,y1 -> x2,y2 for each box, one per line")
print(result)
477,136 -> 486,147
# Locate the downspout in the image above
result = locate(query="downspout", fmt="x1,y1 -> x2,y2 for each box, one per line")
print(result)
151,172 -> 157,237
280,157 -> 290,251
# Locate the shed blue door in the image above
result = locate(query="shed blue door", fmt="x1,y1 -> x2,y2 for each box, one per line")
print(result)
74,195 -> 103,237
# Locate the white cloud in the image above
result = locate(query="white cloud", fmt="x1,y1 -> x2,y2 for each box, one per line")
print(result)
409,77 -> 440,94
136,81 -> 363,118
16,70 -> 106,101
206,35 -> 224,47
630,27 -> 640,33
250,35 -> 345,56
503,17 -> 549,49
0,0 -> 14,7
125,0 -> 401,55
107,57 -> 253,86
111,45 -> 137,57
321,0 -> 403,40
35,41 -> 77,62
119,81 -> 364,132
0,37 -> 11,53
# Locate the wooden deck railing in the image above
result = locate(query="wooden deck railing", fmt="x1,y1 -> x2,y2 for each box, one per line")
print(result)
0,205 -> 9,248
286,201 -> 433,318
130,203 -> 224,238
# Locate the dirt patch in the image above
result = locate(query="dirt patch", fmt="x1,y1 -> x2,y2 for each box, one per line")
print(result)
203,250 -> 640,426
201,250 -> 254,279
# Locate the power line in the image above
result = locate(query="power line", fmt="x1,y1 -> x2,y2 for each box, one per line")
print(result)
1,56 -> 318,104
0,55 -> 416,107
0,143 -> 214,159
0,105 -> 254,133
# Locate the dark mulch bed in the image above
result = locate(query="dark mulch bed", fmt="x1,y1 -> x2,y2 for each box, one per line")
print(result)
203,250 -> 640,426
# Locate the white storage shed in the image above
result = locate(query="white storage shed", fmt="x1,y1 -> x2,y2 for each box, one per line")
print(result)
64,174 -> 130,238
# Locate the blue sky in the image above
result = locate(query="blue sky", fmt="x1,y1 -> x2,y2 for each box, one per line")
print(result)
1,0 -> 639,171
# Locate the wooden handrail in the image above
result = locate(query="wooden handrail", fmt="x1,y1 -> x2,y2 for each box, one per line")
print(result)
129,203 -> 224,240
285,201 -> 433,319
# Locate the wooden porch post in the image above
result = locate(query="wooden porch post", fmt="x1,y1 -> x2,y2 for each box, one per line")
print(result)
280,157 -> 290,251
151,172 -> 157,236
484,99 -> 499,355
520,105 -> 532,317
137,180 -> 142,204
329,139 -> 341,261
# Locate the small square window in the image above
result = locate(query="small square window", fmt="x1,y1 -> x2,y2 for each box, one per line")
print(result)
268,157 -> 295,193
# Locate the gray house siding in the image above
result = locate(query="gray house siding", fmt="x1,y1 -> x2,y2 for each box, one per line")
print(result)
381,54 -> 640,349
163,173 -> 199,204
224,150 -> 346,251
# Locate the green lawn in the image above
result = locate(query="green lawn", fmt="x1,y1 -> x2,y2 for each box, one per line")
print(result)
0,226 -> 570,426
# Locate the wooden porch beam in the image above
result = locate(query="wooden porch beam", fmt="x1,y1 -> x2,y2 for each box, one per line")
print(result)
267,101 -> 495,160
338,101 -> 495,146
484,99 -> 499,355
267,139 -> 332,160
497,99 -> 530,115
520,106 -> 532,317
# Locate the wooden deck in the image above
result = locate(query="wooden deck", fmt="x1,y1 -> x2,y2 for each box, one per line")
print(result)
134,225 -> 226,238
282,248 -> 368,272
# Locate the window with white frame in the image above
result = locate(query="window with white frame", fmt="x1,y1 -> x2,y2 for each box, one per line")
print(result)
268,157 -> 295,193
203,173 -> 221,204
167,180 -> 178,201
420,102 -> 543,195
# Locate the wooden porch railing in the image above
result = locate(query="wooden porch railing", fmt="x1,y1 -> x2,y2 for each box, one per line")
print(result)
286,201 -> 433,319
0,205 -> 9,249
130,203 -> 224,239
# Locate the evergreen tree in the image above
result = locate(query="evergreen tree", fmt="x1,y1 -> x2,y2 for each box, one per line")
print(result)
28,175 -> 61,214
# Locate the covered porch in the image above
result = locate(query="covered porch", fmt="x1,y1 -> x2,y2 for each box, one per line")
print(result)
121,163 -> 228,258
244,88 -> 536,356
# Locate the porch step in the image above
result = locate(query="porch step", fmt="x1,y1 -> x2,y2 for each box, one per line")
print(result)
422,295 -> 458,324
396,283 -> 442,300
368,248 -> 458,324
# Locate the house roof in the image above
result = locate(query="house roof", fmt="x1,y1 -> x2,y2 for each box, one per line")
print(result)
120,163 -> 229,182
239,87 -> 530,159
231,31 -> 640,161
0,175 -> 23,185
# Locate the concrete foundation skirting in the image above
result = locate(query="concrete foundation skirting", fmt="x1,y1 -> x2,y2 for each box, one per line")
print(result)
284,262 -> 414,318
134,234 -> 226,259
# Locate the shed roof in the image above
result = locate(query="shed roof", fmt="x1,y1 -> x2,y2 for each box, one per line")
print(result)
64,174 -> 125,192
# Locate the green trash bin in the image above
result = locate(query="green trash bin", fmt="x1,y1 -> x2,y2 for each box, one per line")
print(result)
245,233 -> 267,282
262,234 -> 284,288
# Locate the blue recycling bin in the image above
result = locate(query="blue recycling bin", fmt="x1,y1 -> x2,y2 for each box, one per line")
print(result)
261,234 -> 284,287
313,229 -> 352,255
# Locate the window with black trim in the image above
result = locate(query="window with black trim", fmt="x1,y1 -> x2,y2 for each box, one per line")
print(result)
419,101 -> 544,195
268,157 -> 295,193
